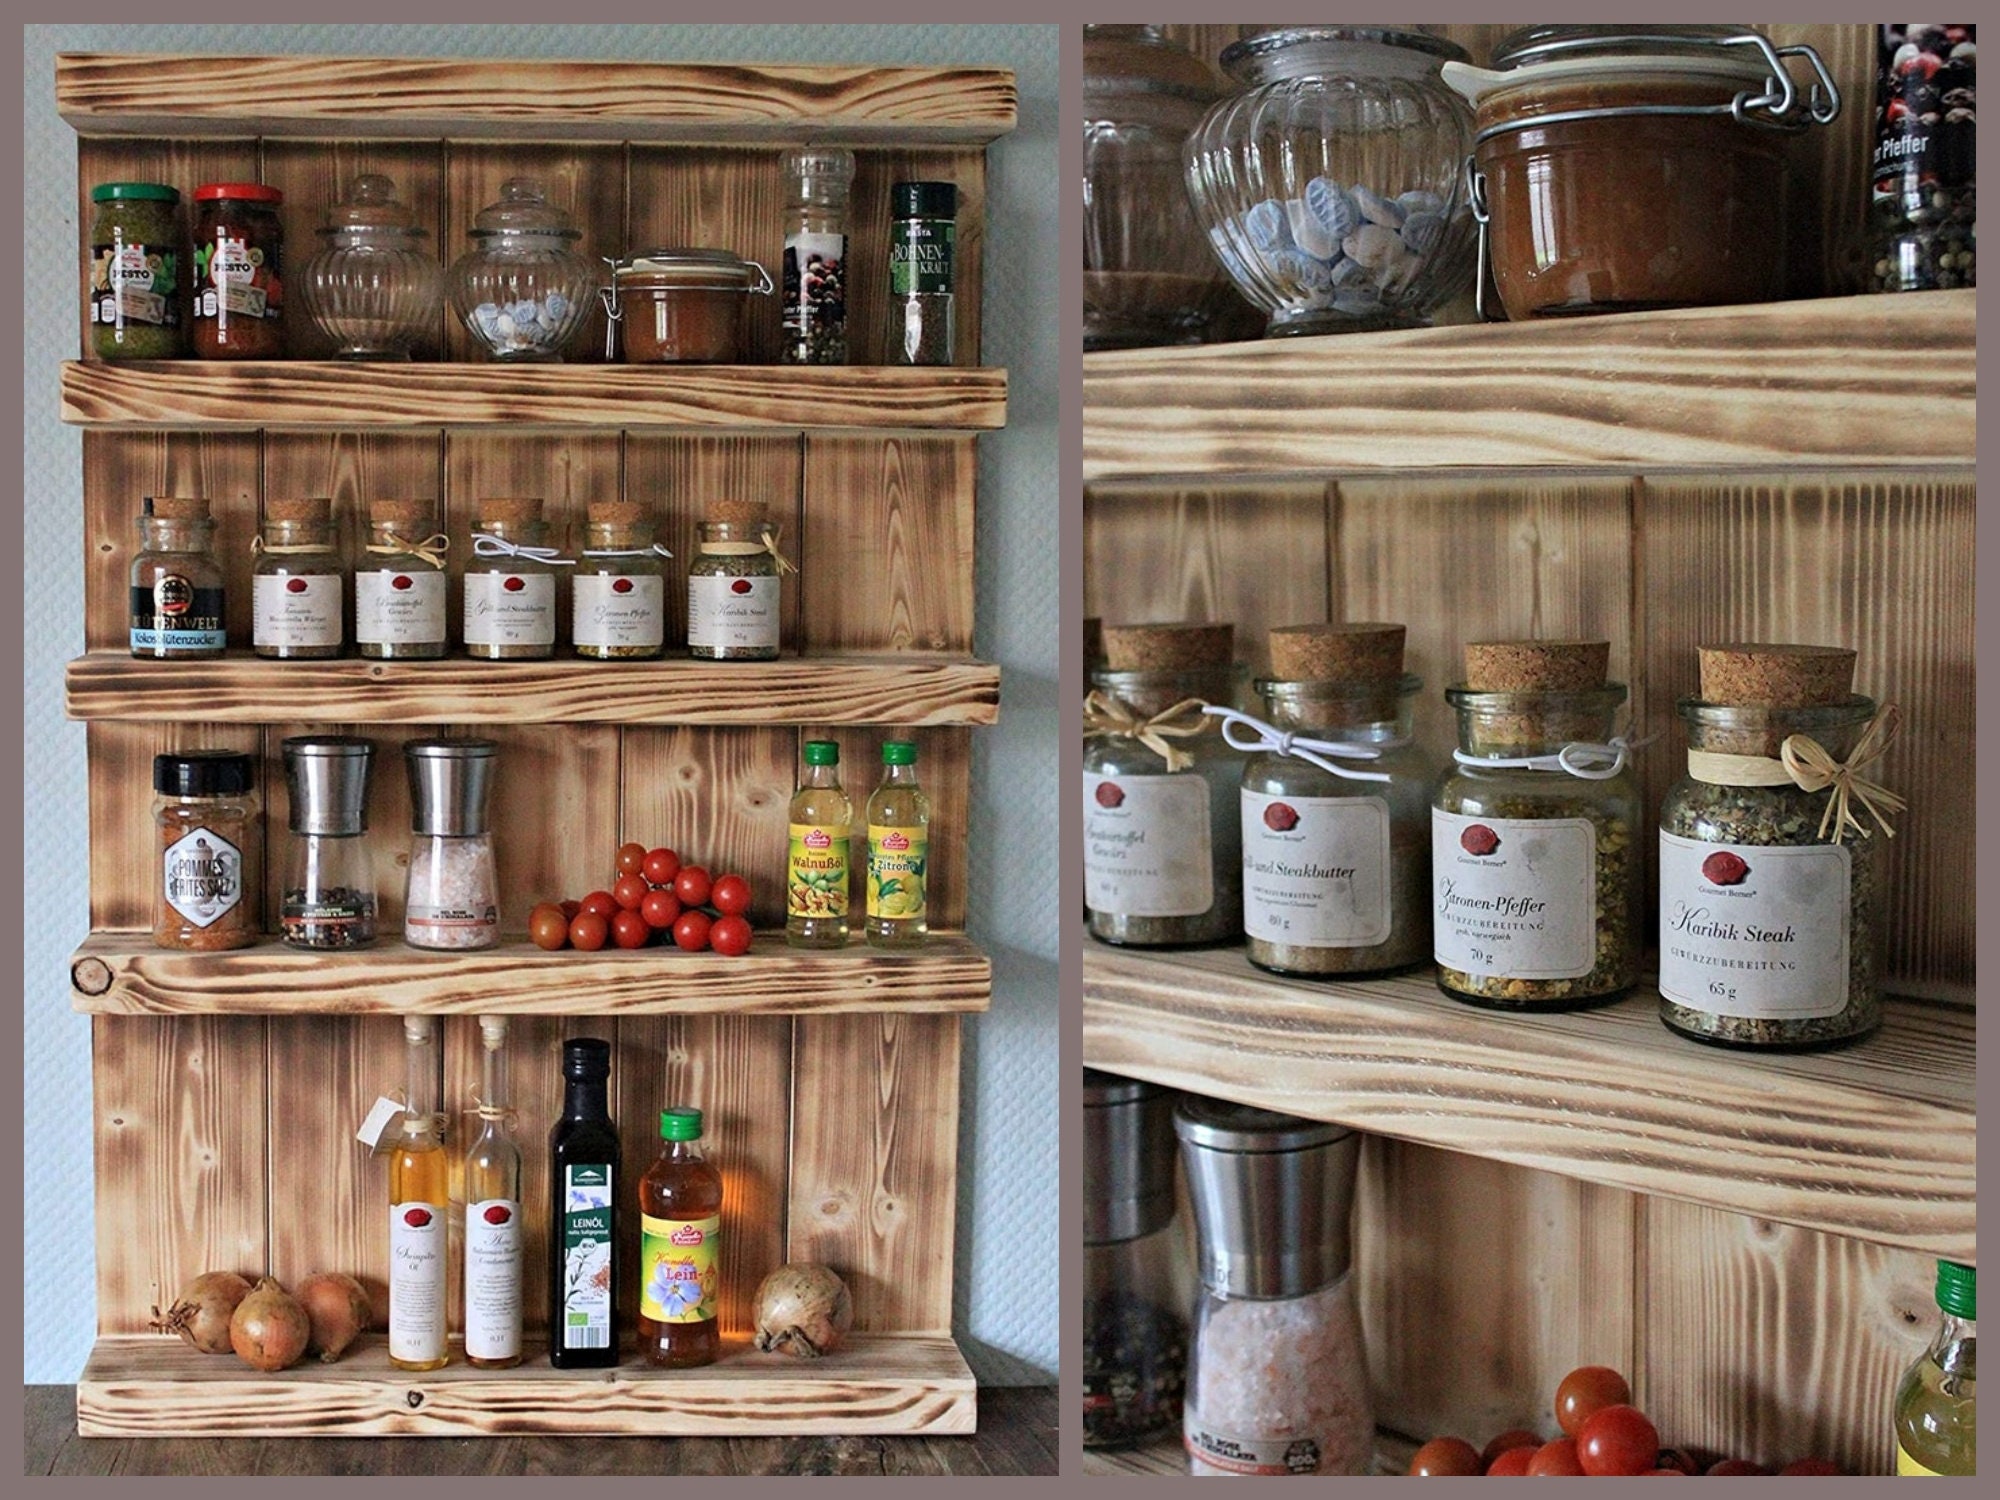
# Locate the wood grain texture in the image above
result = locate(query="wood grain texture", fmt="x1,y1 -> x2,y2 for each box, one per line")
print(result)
57,54 -> 1019,144
69,932 -> 993,1016
75,1333 -> 977,1437
626,146 -> 786,365
1081,940 -> 1974,1258
804,727 -> 971,929
1082,293 -> 1976,481
1768,24 -> 1875,300
60,359 -> 1011,431
788,1016 -> 962,1336
92,1017 -> 269,1334
620,726 -> 795,930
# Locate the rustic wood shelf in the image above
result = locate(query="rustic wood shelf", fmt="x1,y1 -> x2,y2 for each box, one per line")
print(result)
1081,937 -> 1974,1260
65,650 -> 1000,726
60,360 -> 1010,432
1081,291 -> 1975,483
76,1332 -> 976,1438
70,931 -> 992,1016
57,53 -> 1018,144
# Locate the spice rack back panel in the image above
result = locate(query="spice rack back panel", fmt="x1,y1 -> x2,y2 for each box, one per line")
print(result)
61,54 -> 1014,1437
1081,22 -> 1972,1477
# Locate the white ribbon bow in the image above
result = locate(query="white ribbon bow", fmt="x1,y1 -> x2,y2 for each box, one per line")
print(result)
1203,704 -> 1400,784
472,532 -> 575,566
1451,735 -> 1647,781
580,544 -> 675,560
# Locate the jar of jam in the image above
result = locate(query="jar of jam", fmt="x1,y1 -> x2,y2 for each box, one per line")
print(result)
89,183 -> 185,359
687,500 -> 789,660
573,501 -> 669,660
130,497 -> 226,659
605,249 -> 772,364
252,497 -> 345,659
192,183 -> 285,358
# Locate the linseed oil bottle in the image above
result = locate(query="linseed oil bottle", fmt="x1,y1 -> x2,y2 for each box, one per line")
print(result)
638,1107 -> 723,1368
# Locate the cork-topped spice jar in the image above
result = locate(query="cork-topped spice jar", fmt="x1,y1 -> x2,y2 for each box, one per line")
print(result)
1431,639 -> 1640,1009
573,500 -> 668,660
1658,644 -> 1891,1050
130,496 -> 226,660
687,497 -> 785,661
356,499 -> 448,660
1084,623 -> 1245,947
1238,623 -> 1432,978
252,496 -> 345,660
463,496 -> 562,660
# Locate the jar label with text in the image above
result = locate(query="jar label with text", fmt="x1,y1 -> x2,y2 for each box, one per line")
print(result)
788,822 -> 850,919
783,230 -> 847,335
1241,791 -> 1392,948
573,573 -> 664,650
197,234 -> 277,319
464,1196 -> 523,1361
388,1197 -> 447,1363
890,219 -> 955,295
1657,832 -> 1850,1020
557,1164 -> 614,1352
357,568 -> 446,646
253,572 -> 342,649
464,572 -> 556,647
130,578 -> 225,654
1185,1420 -> 1326,1477
688,574 -> 780,652
639,1212 -> 720,1324
866,824 -> 928,921
1432,811 -> 1597,979
1084,771 -> 1212,918
92,241 -> 177,327
162,826 -> 243,929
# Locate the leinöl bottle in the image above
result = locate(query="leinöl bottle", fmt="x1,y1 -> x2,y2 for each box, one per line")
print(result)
638,1107 -> 723,1368
548,1037 -> 620,1367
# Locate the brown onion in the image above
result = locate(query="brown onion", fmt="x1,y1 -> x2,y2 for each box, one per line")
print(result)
229,1276 -> 311,1372
751,1263 -> 853,1358
295,1272 -> 373,1363
150,1271 -> 253,1355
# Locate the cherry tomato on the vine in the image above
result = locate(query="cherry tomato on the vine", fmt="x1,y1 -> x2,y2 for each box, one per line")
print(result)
528,902 -> 570,951
1485,1448 -> 1535,1477
1407,1438 -> 1482,1477
642,847 -> 681,887
1527,1439 -> 1586,1476
640,888 -> 682,930
1555,1365 -> 1633,1437
579,889 -> 618,920
612,874 -> 650,911
674,865 -> 713,909
708,914 -> 753,957
616,841 -> 647,878
610,908 -> 651,950
710,873 -> 752,917
672,909 -> 713,952
560,899 -> 582,920
1577,1405 -> 1661,1477
568,911 -> 609,952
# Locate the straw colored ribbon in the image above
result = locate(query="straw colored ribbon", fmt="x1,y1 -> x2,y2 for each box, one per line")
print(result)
1083,690 -> 1213,772
700,528 -> 797,574
472,532 -> 576,566
365,533 -> 450,570
249,536 -> 333,557
1686,704 -> 1905,844
1203,704 -> 1399,784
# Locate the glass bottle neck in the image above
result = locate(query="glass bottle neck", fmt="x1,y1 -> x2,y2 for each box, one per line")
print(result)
656,1137 -> 706,1163
879,762 -> 921,787
477,519 -> 545,545
480,1040 -> 510,1118
261,520 -> 333,549
801,763 -> 844,790
583,523 -> 654,552
403,1030 -> 439,1141
562,1077 -> 610,1121
698,519 -> 770,546
368,523 -> 434,553
1931,1311 -> 1977,1359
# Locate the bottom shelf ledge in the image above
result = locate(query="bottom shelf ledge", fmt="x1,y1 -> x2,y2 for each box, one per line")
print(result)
77,1332 -> 976,1437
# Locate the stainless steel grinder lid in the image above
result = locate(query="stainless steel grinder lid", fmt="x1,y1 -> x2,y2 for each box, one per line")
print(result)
281,735 -> 375,836
404,737 -> 498,836
1084,1068 -> 1177,1245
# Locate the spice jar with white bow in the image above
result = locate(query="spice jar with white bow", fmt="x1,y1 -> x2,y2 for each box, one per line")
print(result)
462,496 -> 571,660
1218,623 -> 1432,978
1431,639 -> 1640,1010
1083,622 -> 1244,947
1657,643 -> 1895,1050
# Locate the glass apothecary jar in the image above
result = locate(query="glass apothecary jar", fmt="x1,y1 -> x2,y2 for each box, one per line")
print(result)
687,501 -> 788,661
447,177 -> 596,362
572,501 -> 669,660
1082,25 -> 1242,350
356,499 -> 448,660
1083,624 -> 1244,948
130,496 -> 226,660
1431,641 -> 1640,1010
463,497 -> 566,660
1657,643 -> 1892,1051
252,496 -> 345,660
1176,1097 -> 1374,1477
1185,27 -> 1477,336
1083,1070 -> 1190,1451
298,173 -> 445,360
403,738 -> 499,951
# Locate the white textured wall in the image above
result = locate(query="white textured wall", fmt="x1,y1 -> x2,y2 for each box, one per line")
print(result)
21,23 -> 1058,1385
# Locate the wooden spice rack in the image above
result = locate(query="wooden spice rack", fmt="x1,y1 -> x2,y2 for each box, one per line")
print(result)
61,50 -> 1015,1438
1083,23 -> 1972,1476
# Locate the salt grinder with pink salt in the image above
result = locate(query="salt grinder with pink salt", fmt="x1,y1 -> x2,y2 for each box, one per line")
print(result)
403,737 -> 500,951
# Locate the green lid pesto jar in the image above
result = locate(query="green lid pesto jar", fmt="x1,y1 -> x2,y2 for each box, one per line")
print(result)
89,183 -> 186,359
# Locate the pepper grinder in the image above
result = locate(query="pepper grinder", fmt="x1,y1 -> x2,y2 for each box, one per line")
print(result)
403,738 -> 500,951
1175,1097 -> 1374,1476
280,735 -> 377,950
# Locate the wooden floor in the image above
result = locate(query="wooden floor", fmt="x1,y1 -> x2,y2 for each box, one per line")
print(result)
23,1384 -> 1059,1477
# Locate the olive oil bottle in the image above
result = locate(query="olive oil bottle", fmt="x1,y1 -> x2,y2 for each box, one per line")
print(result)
865,739 -> 930,947
787,740 -> 852,948
1895,1260 -> 1976,1475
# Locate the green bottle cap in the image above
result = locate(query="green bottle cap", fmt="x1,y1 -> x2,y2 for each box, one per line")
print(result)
660,1106 -> 704,1141
804,740 -> 839,766
882,741 -> 917,765
92,182 -> 180,203
1937,1260 -> 1976,1319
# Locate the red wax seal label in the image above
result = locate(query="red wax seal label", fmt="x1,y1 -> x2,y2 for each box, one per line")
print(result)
482,1204 -> 512,1225
403,1207 -> 433,1228
1264,802 -> 1300,832
731,579 -> 753,595
1702,850 -> 1751,886
503,576 -> 526,593
286,577 -> 308,593
1461,824 -> 1501,857
1094,782 -> 1125,809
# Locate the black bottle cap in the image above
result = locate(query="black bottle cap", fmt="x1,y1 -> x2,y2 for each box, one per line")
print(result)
893,181 -> 957,219
154,750 -> 254,798
562,1037 -> 612,1080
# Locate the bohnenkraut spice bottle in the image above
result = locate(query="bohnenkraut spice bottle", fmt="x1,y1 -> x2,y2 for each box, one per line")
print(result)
252,496 -> 345,659
1176,1097 -> 1374,1477
687,497 -> 790,660
464,496 -> 568,659
1431,640 -> 1640,1010
572,500 -> 670,660
153,750 -> 256,952
1083,623 -> 1245,947
130,497 -> 226,660
356,499 -> 448,659
888,180 -> 957,364
403,738 -> 500,951
279,735 -> 377,950
1657,643 -> 1896,1050
1220,623 -> 1432,977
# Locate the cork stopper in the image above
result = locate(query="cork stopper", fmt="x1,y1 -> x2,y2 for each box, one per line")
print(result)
586,500 -> 650,527
706,496 -> 769,525
1464,639 -> 1610,692
1698,643 -> 1857,708
368,498 -> 433,530
475,496 -> 543,526
264,496 -> 332,525
144,496 -> 210,521
1103,622 -> 1235,672
1083,617 -> 1105,667
1269,622 -> 1405,684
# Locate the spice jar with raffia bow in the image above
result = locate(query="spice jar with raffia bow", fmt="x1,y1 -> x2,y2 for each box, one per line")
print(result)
1657,643 -> 1899,1050
1083,622 -> 1246,947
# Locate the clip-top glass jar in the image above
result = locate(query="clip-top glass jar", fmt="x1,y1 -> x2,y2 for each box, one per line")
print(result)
448,177 -> 596,361
1657,643 -> 1891,1051
252,496 -> 345,660
463,497 -> 567,660
298,173 -> 445,360
1083,623 -> 1245,948
1431,640 -> 1640,1010
572,501 -> 669,660
687,500 -> 787,660
89,183 -> 185,359
130,496 -> 226,660
154,750 -> 256,952
604,249 -> 772,364
356,499 -> 448,660
192,182 -> 285,358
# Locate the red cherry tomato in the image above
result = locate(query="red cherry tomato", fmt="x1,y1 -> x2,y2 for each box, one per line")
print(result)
1527,1438 -> 1586,1476
612,873 -> 650,911
1577,1405 -> 1661,1477
1485,1448 -> 1536,1477
708,914 -> 752,957
642,847 -> 681,887
579,889 -> 618,920
1408,1438 -> 1482,1477
559,899 -> 582,920
1706,1460 -> 1768,1477
1482,1430 -> 1542,1469
672,909 -> 713,952
673,865 -> 712,909
610,908 -> 651,950
640,888 -> 682,930
615,841 -> 647,878
710,873 -> 752,917
568,910 -> 609,952
1777,1459 -> 1841,1476
528,902 -> 570,951
1555,1365 -> 1632,1437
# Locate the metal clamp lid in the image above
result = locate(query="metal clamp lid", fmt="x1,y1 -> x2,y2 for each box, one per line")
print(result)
598,251 -> 774,356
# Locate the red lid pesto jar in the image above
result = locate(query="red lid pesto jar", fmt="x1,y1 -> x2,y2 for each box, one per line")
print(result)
192,182 -> 286,358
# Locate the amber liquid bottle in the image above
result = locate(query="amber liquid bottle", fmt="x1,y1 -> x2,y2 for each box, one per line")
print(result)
638,1107 -> 723,1368
548,1037 -> 620,1368
389,1015 -> 450,1371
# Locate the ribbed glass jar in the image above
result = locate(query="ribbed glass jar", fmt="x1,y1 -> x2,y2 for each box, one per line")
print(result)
447,178 -> 596,362
298,173 -> 444,360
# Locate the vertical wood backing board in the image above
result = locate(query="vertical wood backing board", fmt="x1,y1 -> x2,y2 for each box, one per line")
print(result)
801,435 -> 977,655
626,145 -> 787,365
803,726 -> 970,930
1768,24 -> 1876,300
787,1014 -> 962,1336
1636,472 -> 1974,997
93,1016 -> 270,1333
620,725 -> 796,932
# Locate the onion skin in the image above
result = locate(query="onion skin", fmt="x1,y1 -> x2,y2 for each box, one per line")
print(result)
229,1277 -> 312,1372
751,1263 -> 853,1358
150,1271 -> 253,1355
295,1272 -> 373,1363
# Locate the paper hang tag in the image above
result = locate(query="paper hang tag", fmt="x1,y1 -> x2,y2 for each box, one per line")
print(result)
356,1094 -> 406,1154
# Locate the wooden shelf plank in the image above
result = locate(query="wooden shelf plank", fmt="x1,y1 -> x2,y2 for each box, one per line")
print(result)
76,1332 -> 976,1437
1081,937 -> 1974,1260
70,932 -> 992,1016
61,361 -> 1009,432
1082,292 -> 1975,482
65,650 -> 1000,726
57,53 -> 1017,144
